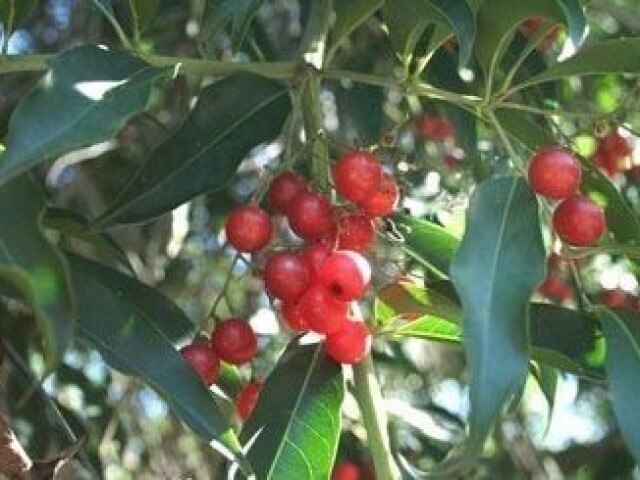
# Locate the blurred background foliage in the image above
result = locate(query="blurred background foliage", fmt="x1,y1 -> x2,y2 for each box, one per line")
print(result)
2,0 -> 640,478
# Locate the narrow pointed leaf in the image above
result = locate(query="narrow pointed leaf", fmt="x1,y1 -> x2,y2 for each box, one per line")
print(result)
598,307 -> 640,464
429,0 -> 476,66
98,75 -> 290,225
240,339 -> 344,479
0,46 -> 166,184
328,0 -> 384,60
67,254 -> 246,469
0,175 -> 75,366
198,0 -> 263,54
449,176 -> 545,457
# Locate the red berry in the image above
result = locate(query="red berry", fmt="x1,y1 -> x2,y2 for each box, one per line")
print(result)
415,115 -> 455,140
303,241 -> 333,280
263,251 -> 310,302
537,275 -> 572,303
332,461 -> 362,480
235,381 -> 262,421
180,343 -> 220,386
326,319 -> 372,365
528,146 -> 582,200
318,251 -> 371,302
594,132 -> 632,176
211,319 -> 257,365
337,214 -> 375,253
358,173 -> 399,217
280,301 -> 309,332
600,289 -> 630,309
225,204 -> 273,253
333,151 -> 383,204
288,191 -> 335,240
552,196 -> 606,247
299,284 -> 348,334
268,172 -> 307,215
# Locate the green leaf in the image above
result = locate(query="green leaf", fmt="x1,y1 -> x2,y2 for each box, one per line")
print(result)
42,208 -> 133,273
67,254 -> 248,470
531,363 -> 558,420
0,0 -> 36,31
557,0 -> 587,46
327,0 -> 384,61
449,176 -> 545,463
598,307 -> 640,464
394,213 -> 459,277
514,38 -> 640,92
97,74 -> 291,226
127,0 -> 160,32
0,46 -> 166,184
198,0 -> 263,55
0,175 -> 75,367
429,0 -> 476,66
240,339 -> 344,479
495,109 -> 555,151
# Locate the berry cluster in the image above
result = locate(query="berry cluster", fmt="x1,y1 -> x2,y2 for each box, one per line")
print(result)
180,318 -> 262,419
528,146 -> 606,247
593,131 -> 633,177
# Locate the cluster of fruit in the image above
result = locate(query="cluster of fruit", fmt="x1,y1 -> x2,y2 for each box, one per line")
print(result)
593,130 -> 633,178
528,145 -> 606,247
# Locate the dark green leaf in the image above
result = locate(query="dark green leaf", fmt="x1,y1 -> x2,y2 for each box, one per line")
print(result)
241,339 -> 344,479
449,176 -> 545,462
0,0 -> 36,30
514,38 -> 640,92
42,208 -> 133,272
128,0 -> 160,32
97,74 -> 290,226
198,0 -> 263,55
327,0 -> 384,61
0,175 -> 75,366
598,307 -> 640,464
429,0 -> 476,66
0,45 -> 166,184
67,254 -> 248,470
394,213 -> 459,277
495,109 -> 555,151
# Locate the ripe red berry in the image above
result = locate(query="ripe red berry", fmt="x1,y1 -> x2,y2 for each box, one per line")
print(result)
552,196 -> 606,247
337,214 -> 375,253
358,173 -> 399,217
600,289 -> 630,309
332,461 -> 361,480
528,146 -> 582,200
180,343 -> 220,386
299,284 -> 348,334
326,319 -> 372,365
280,301 -> 309,332
225,204 -> 273,253
263,251 -> 310,302
288,191 -> 335,240
235,381 -> 262,421
415,115 -> 455,141
594,131 -> 632,176
303,241 -> 333,280
211,319 -> 257,365
537,275 -> 572,303
318,251 -> 371,302
268,171 -> 307,215
333,151 -> 383,204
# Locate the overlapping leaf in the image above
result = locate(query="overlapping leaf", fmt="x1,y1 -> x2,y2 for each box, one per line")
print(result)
241,339 -> 344,479
97,74 -> 291,226
0,45 -> 166,184
327,0 -> 384,61
198,0 -> 263,55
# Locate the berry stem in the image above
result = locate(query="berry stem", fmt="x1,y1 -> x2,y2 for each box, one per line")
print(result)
353,353 -> 402,480
208,251 -> 242,321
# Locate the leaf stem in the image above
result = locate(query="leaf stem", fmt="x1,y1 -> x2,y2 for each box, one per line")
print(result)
353,354 -> 402,480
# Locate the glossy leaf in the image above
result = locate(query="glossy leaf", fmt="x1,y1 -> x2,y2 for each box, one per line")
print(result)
557,0 -> 587,46
198,0 -> 263,55
42,208 -> 133,272
97,75 -> 290,225
67,254 -> 248,470
0,175 -> 75,366
515,38 -> 640,92
394,213 -> 459,277
327,0 -> 384,61
449,176 -> 545,461
429,0 -> 476,66
241,339 -> 344,479
598,307 -> 640,464
0,45 -> 166,184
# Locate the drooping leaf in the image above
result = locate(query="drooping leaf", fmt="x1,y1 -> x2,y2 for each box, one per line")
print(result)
198,0 -> 263,55
394,213 -> 459,277
428,0 -> 476,66
556,0 -> 587,46
97,74 -> 290,226
0,45 -> 167,184
513,38 -> 640,92
66,254 -> 247,470
327,0 -> 384,61
0,175 -> 75,366
448,176 -> 545,465
240,339 -> 344,479
598,307 -> 640,464
42,208 -> 133,273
